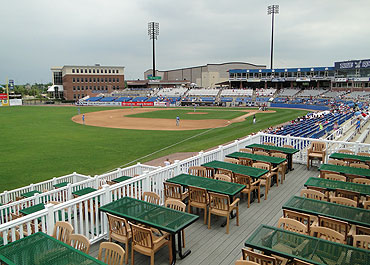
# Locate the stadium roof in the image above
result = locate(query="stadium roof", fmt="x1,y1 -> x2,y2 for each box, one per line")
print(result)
229,67 -> 335,74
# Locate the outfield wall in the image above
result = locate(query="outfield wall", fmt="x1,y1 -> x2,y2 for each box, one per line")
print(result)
270,103 -> 329,111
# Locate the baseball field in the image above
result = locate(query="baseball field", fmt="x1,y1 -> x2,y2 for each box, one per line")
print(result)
0,106 -> 308,192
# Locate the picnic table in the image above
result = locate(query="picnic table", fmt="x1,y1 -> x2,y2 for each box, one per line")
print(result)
111,176 -> 131,183
245,225 -> 370,265
283,196 -> 370,228
53,182 -> 69,188
0,232 -> 105,265
201,160 -> 268,179
20,190 -> 42,198
226,151 -> 286,167
245,144 -> 299,170
72,187 -> 97,197
99,197 -> 199,265
319,164 -> 370,179
20,203 -> 45,216
304,177 -> 370,196
330,152 -> 370,165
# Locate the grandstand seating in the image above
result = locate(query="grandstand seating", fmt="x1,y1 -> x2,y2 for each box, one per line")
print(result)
187,89 -> 219,96
256,88 -> 276,97
157,87 -> 188,97
100,97 -> 117,102
131,97 -> 148,102
220,97 -> 233,102
299,89 -> 327,97
114,97 -> 132,102
221,89 -> 253,96
321,91 -> 347,98
277,89 -> 301,97
344,91 -> 370,99
86,97 -> 103,102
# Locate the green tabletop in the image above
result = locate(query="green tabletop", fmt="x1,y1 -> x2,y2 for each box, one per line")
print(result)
201,160 -> 268,179
111,176 -> 131,183
283,196 -> 370,228
304,177 -> 370,196
53,182 -> 69,188
99,197 -> 199,234
246,144 -> 299,154
330,152 -> 370,163
245,225 -> 370,265
72,187 -> 97,196
167,174 -> 245,197
20,203 -> 45,215
21,190 -> 42,198
226,152 -> 286,166
0,232 -> 105,265
319,163 -> 370,178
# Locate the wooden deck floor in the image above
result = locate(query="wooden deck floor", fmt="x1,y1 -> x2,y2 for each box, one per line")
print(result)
89,163 -> 319,265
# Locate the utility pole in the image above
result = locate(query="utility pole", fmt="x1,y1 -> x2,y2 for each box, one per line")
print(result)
148,22 -> 159,77
267,5 -> 279,69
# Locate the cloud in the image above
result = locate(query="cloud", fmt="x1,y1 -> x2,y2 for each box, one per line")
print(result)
0,0 -> 369,83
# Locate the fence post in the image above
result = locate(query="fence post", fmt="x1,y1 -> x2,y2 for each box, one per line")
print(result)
287,134 -> 291,147
219,145 -> 224,160
102,184 -> 111,205
355,141 -> 360,154
73,172 -> 77,183
142,171 -> 151,194
46,203 -> 55,236
52,177 -> 57,186
67,184 -> 72,200
235,140 -> 239,152
136,162 -> 142,175
93,175 -> 99,189
174,160 -> 180,176
199,151 -> 204,164
3,191 -> 8,204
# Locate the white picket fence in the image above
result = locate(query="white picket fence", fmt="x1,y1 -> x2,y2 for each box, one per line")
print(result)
0,133 -> 369,245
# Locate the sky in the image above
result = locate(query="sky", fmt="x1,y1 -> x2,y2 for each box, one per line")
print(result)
0,0 -> 369,84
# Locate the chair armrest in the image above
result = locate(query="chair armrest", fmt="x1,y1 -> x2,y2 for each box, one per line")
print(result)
153,232 -> 170,244
230,198 -> 240,207
251,179 -> 261,186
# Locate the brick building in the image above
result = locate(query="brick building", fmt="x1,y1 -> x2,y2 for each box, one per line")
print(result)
49,64 -> 125,100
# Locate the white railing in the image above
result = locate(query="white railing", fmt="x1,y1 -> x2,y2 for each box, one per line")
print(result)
1,133 -> 370,245
0,172 -> 90,204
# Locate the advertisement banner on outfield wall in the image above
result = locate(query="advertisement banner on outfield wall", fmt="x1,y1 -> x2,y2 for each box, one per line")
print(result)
121,102 -> 154,107
154,102 -> 169,107
85,101 -> 121,106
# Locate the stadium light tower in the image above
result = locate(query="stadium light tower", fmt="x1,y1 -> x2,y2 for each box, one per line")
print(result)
267,5 -> 279,69
148,22 -> 159,77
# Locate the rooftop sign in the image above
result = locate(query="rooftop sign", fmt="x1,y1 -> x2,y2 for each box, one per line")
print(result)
335,59 -> 370,70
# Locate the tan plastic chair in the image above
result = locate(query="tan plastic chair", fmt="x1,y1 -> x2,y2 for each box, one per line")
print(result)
252,162 -> 272,200
293,258 -> 314,265
349,163 -> 369,169
235,261 -> 259,265
208,192 -> 239,234
163,182 -> 188,202
254,150 -> 270,156
188,166 -> 206,177
0,230 -> 20,244
188,186 -> 208,224
353,235 -> 370,250
241,248 -> 277,265
277,217 -> 308,235
214,174 -> 232,182
300,189 -> 327,201
335,189 -> 360,207
69,234 -> 91,254
165,199 -> 186,248
330,196 -> 357,207
263,142 -> 276,146
52,221 -> 74,244
238,157 -> 253,167
130,222 -> 172,265
310,226 -> 345,243
203,166 -> 215,178
98,242 -> 125,265
142,192 -> 160,205
107,213 -> 132,264
327,159 -> 347,166
283,209 -> 313,234
337,149 -> 354,154
307,141 -> 326,169
239,148 -> 253,153
224,158 -> 240,164
353,178 -> 370,185
318,215 -> 349,241
283,144 -> 294,149
356,225 -> 370,235
358,152 -> 370,157
235,173 -> 260,208
323,173 -> 346,182
270,152 -> 287,184
363,200 -> 370,209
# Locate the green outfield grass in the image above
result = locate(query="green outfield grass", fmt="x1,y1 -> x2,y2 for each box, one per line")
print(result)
0,106 -> 308,192
126,108 -> 246,120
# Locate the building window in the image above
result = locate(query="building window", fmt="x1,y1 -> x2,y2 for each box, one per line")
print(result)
82,94 -> 84,97
85,69 -> 87,73
90,86 -> 92,90
73,78 -> 75,82
89,78 -> 92,82
97,86 -> 100,90
106,86 -> 108,90
116,78 -> 119,82
73,86 -> 76,91
94,86 -> 96,90
97,77 -> 100,82
109,78 -> 111,82
112,86 -> 115,90
76,69 -> 79,73
81,69 -> 84,73
109,69 -> 111,73
93,69 -> 95,73
78,94 -> 80,98
72,69 -> 75,73
105,78 -> 107,82
77,86 -> 80,90
81,86 -> 84,90
84,78 -> 87,82
93,78 -> 96,82
89,69 -> 91,73
112,78 -> 115,82
76,78 -> 79,82
117,86 -> 119,89
73,94 -> 76,99
105,69 -> 107,73
97,69 -> 99,73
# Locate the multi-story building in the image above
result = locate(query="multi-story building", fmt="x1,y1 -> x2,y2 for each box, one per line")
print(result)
49,64 -> 125,100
